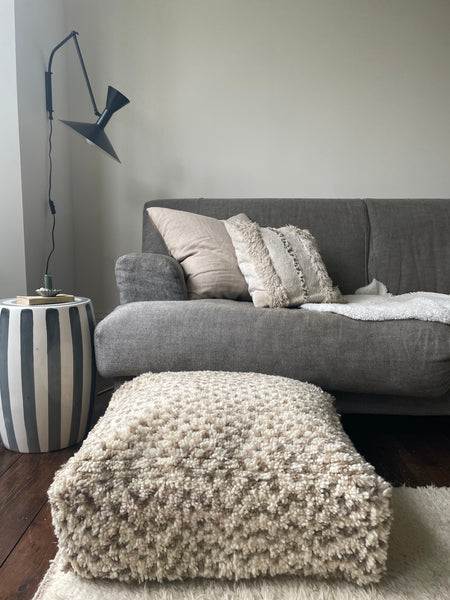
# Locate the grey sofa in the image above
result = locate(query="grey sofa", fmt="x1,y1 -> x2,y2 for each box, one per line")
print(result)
94,198 -> 450,415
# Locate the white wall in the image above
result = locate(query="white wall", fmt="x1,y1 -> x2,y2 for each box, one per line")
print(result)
0,0 -> 27,298
15,0 -> 74,295
64,0 -> 450,317
11,0 -> 450,316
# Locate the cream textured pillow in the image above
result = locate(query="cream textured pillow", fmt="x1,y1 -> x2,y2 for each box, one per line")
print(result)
225,213 -> 343,308
147,207 -> 250,300
49,371 -> 392,586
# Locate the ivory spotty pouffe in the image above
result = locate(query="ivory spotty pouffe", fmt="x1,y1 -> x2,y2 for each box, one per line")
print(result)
48,371 -> 392,586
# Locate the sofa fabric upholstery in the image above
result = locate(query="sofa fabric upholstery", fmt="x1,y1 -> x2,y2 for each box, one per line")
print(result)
98,198 -> 450,415
366,199 -> 450,295
115,253 -> 187,304
95,299 -> 449,399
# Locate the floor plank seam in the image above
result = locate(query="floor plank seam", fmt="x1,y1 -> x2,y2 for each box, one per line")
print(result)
0,495 -> 49,571
0,453 -> 21,478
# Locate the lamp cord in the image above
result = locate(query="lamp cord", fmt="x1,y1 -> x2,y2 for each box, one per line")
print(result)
45,119 -> 56,277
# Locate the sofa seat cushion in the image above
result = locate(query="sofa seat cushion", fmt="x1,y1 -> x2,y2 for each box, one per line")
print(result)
49,371 -> 392,585
94,300 -> 450,399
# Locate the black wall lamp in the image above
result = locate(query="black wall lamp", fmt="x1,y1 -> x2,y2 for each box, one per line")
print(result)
41,31 -> 129,295
45,30 -> 129,162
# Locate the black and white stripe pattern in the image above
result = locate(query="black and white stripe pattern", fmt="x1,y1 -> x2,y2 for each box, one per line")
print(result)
0,298 -> 95,453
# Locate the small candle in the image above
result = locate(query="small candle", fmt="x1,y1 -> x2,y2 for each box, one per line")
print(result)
44,274 -> 53,290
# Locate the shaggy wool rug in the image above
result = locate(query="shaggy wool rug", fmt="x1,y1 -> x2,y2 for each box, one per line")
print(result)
34,486 -> 449,600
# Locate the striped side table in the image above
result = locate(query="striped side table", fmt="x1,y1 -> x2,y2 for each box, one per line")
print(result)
0,297 -> 96,453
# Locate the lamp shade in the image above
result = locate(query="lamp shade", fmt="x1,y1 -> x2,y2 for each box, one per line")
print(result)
60,86 -> 130,162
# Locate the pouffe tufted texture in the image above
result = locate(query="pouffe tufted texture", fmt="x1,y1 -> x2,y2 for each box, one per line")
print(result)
49,371 -> 392,586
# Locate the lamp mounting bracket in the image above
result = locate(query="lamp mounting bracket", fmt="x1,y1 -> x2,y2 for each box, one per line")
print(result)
45,30 -> 101,120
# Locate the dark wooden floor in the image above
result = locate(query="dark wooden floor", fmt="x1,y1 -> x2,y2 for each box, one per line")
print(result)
0,379 -> 112,600
0,381 -> 449,600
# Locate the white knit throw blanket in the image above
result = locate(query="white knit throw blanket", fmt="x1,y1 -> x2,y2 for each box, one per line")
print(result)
301,279 -> 450,324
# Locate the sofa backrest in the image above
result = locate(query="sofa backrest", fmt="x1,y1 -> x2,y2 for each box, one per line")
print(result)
366,199 -> 450,295
143,198 -> 450,295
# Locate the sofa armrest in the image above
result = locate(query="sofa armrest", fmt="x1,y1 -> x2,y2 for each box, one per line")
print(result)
115,253 -> 188,304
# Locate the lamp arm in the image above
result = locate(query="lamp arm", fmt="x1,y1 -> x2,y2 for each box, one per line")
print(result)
45,30 -> 101,120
